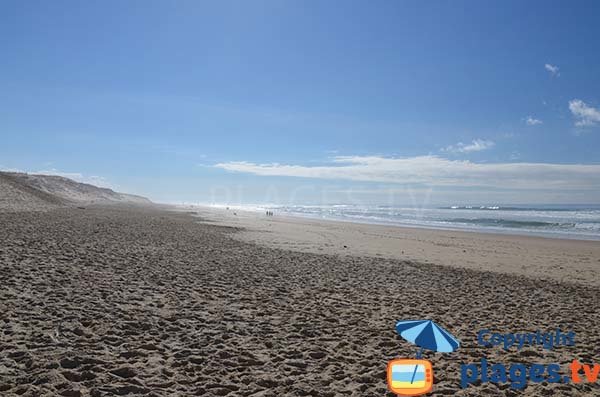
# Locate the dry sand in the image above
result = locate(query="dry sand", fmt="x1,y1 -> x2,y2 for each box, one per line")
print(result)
1,205 -> 600,396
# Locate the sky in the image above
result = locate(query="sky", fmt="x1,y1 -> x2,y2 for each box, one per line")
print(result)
1,0 -> 600,206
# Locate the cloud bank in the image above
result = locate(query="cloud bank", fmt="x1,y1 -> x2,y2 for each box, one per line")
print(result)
214,156 -> 600,190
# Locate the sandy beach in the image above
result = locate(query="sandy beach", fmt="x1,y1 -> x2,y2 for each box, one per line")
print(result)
192,206 -> 600,288
2,204 -> 600,396
4,2 -> 600,395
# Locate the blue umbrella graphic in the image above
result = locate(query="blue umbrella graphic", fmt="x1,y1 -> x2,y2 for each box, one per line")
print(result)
395,320 -> 460,384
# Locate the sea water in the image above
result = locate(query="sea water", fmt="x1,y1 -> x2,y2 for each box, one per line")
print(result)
219,204 -> 600,241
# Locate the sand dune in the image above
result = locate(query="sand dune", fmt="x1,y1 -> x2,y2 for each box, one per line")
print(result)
0,172 -> 65,211
0,172 -> 150,211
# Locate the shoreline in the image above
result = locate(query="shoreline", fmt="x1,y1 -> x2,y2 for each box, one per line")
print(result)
241,209 -> 600,242
185,205 -> 600,288
180,204 -> 600,242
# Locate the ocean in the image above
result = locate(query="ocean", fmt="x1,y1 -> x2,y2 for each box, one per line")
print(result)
218,204 -> 600,241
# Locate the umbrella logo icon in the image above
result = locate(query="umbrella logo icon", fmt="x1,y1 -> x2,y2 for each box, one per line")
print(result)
387,320 -> 460,396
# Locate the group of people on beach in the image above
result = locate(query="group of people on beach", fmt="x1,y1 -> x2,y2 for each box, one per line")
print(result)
265,210 -> 274,217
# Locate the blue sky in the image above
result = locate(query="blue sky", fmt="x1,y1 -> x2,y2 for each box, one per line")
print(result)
1,0 -> 600,205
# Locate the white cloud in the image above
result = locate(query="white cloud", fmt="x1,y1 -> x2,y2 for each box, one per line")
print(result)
525,116 -> 543,126
509,151 -> 521,160
544,63 -> 560,76
214,155 -> 600,190
569,99 -> 600,127
442,139 -> 495,153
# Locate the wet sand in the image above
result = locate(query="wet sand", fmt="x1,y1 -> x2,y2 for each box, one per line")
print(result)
194,206 -> 600,288
1,205 -> 599,396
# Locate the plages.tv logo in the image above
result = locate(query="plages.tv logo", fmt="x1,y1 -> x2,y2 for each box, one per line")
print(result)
387,320 -> 460,396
